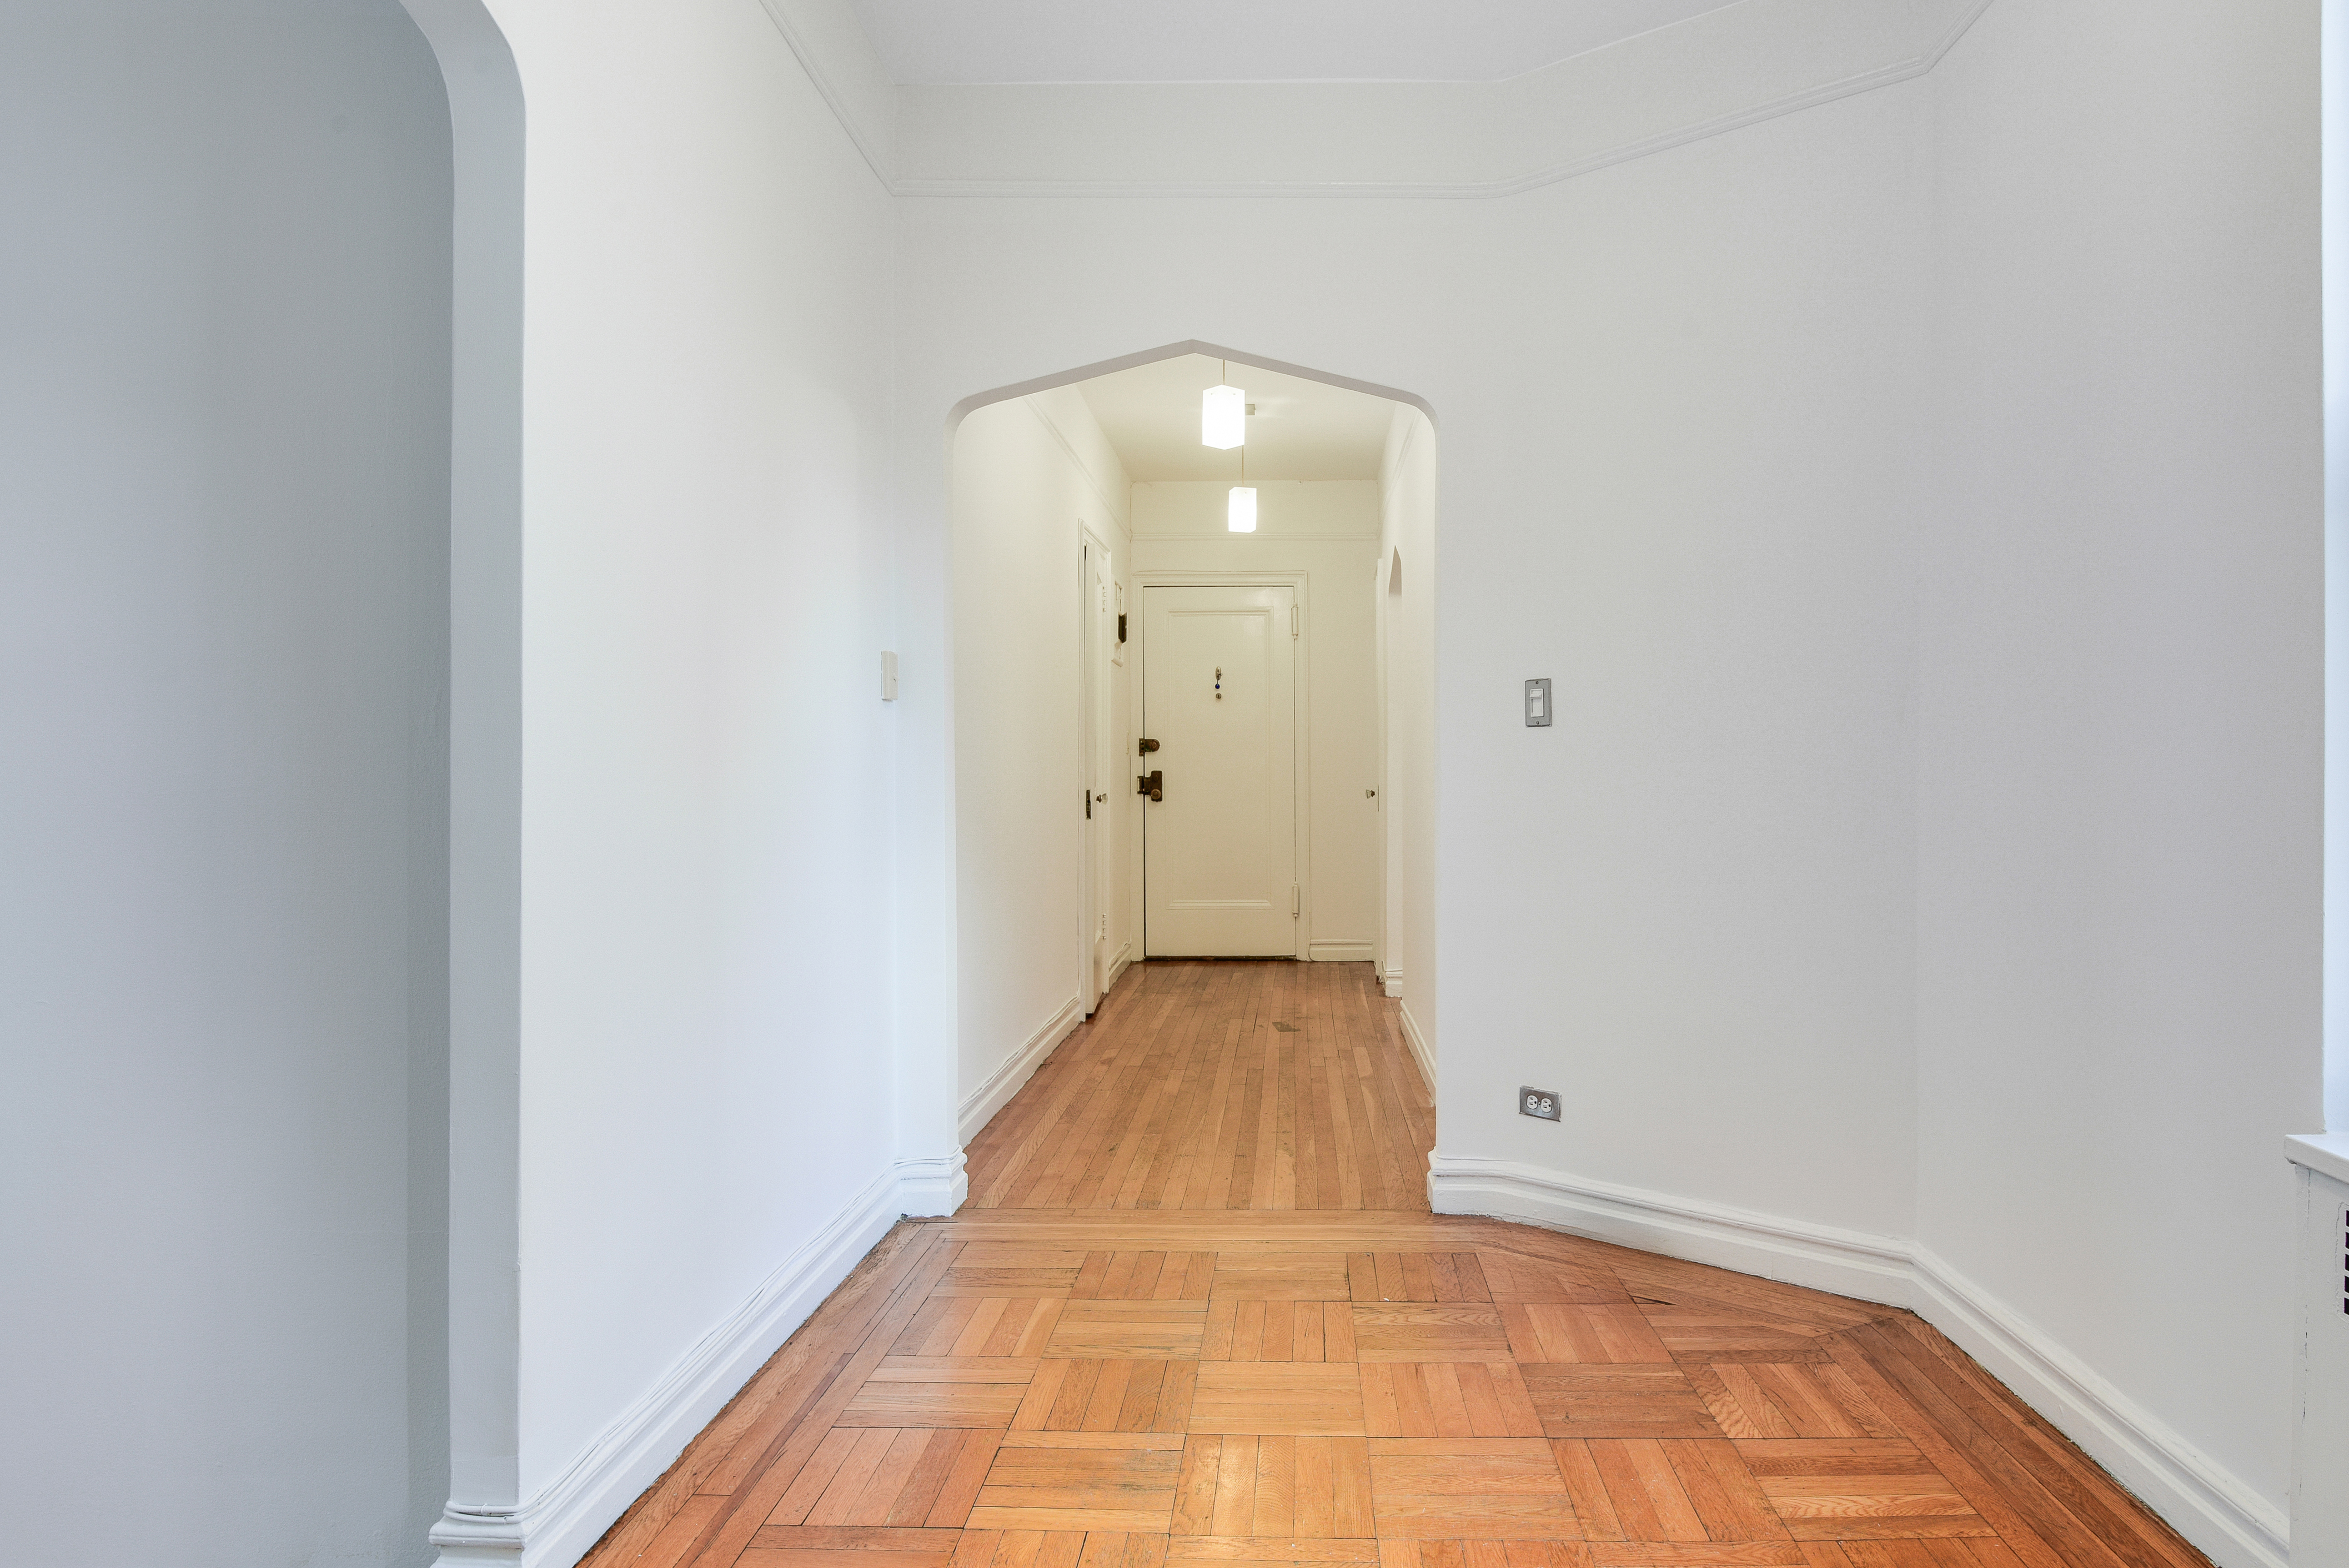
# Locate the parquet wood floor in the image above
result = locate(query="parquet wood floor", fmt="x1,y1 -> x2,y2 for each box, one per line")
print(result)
575,962 -> 2210,1568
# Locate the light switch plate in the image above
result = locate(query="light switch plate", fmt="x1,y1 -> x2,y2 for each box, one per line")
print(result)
1525,677 -> 1552,727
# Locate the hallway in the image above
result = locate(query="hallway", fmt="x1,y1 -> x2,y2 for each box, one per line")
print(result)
579,962 -> 2211,1568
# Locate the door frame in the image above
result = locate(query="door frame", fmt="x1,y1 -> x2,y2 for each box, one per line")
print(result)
1078,522 -> 1118,1012
1133,568 -> 1317,962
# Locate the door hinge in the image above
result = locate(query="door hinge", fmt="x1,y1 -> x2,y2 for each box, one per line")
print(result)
1291,605 -> 1299,639
1291,884 -> 1301,917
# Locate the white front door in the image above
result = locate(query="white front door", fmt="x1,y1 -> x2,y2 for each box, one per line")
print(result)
1141,584 -> 1298,957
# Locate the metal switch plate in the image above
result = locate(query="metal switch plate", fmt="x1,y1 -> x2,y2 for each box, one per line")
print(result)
1520,1086 -> 1561,1120
1525,678 -> 1552,727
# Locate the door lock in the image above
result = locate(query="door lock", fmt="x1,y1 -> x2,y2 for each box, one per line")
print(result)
1137,770 -> 1163,801
1138,737 -> 1160,756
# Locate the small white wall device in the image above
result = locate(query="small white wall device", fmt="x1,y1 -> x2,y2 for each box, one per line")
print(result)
881,650 -> 899,701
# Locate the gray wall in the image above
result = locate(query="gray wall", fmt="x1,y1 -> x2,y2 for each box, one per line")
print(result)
0,4 -> 453,1564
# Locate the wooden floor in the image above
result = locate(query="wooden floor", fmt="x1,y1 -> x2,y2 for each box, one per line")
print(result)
965,960 -> 1433,1211
578,961 -> 2209,1568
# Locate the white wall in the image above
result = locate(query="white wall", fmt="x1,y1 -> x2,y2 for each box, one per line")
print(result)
1918,0 -> 2322,1552
1131,480 -> 1384,963
952,389 -> 1134,1130
0,4 -> 453,1563
477,0 -> 905,1546
1379,414 -> 1439,1084
894,76 -> 1929,1252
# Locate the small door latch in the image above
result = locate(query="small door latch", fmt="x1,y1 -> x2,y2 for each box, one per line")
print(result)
1137,770 -> 1163,801
1138,737 -> 1160,756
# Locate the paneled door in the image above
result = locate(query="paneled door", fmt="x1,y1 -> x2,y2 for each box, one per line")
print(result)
1141,584 -> 1298,957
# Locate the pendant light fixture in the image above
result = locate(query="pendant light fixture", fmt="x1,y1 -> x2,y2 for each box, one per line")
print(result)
1228,479 -> 1257,532
1228,420 -> 1256,532
1206,359 -> 1256,532
1202,380 -> 1246,450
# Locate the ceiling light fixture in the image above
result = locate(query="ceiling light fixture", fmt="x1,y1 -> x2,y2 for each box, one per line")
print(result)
1229,401 -> 1255,532
1208,360 -> 1254,531
1202,373 -> 1246,451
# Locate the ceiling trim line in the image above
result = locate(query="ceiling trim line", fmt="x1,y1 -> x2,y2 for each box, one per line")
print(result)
892,0 -> 1996,200
753,0 -> 896,193
1021,395 -> 1134,534
762,0 -> 1996,203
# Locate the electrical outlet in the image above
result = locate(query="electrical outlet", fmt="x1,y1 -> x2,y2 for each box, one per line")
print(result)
1519,1086 -> 1560,1120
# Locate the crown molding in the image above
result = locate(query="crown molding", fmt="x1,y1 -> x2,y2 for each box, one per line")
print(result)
1021,395 -> 1133,535
881,0 -> 1995,199
751,0 -> 897,189
758,0 -> 1994,199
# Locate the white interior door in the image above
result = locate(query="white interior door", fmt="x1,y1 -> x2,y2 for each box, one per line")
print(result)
1141,584 -> 1298,957
1081,540 -> 1112,1008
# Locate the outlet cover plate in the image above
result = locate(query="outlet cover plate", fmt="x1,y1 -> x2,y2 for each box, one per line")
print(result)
1520,1085 -> 1561,1120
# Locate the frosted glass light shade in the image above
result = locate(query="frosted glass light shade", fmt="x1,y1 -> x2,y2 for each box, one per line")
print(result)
1228,486 -> 1257,532
1202,384 -> 1246,449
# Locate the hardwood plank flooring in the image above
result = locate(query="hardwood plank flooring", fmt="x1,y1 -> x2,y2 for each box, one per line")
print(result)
575,962 -> 2210,1568
965,961 -> 1432,1212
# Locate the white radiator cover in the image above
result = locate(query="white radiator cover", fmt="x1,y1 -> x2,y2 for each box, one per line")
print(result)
2289,1133 -> 2349,1565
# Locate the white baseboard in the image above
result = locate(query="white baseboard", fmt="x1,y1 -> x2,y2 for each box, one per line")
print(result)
1381,966 -> 1402,998
1107,941 -> 1134,992
1427,1154 -> 1910,1304
958,995 -> 1083,1146
894,1150 -> 967,1217
1427,1156 -> 2285,1568
431,1162 -> 914,1568
1397,1001 -> 1435,1102
1309,940 -> 1375,962
1910,1248 -> 2287,1568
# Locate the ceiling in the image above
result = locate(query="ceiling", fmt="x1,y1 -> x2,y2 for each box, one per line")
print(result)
848,0 -> 1740,86
1076,355 -> 1397,483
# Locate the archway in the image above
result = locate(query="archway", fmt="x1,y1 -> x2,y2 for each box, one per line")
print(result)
394,0 -> 526,1559
939,342 -> 1441,1177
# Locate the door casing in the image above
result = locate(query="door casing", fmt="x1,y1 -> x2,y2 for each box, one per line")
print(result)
1080,525 -> 1116,1010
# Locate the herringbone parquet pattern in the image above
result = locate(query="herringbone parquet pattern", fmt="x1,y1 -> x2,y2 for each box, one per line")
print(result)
576,962 -> 2211,1568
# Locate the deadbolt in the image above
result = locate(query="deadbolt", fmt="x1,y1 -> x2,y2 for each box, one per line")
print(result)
1137,770 -> 1163,801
